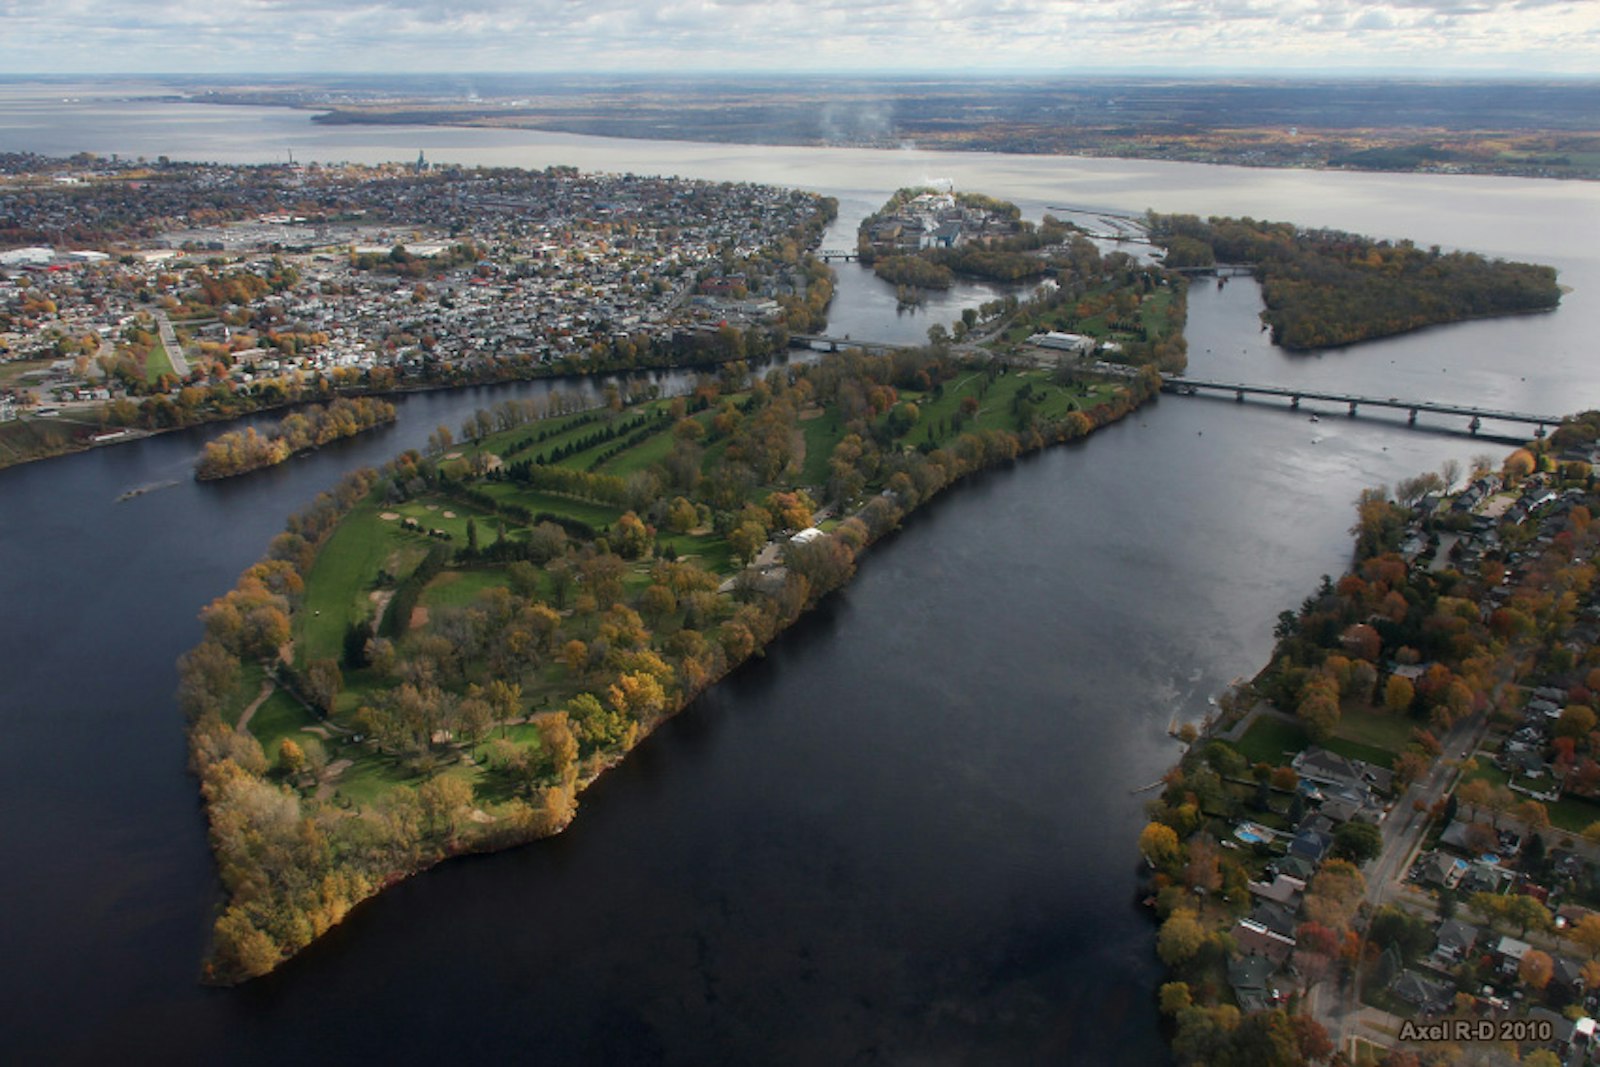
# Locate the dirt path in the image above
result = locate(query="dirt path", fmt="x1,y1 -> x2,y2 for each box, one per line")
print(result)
314,758 -> 354,800
235,678 -> 276,735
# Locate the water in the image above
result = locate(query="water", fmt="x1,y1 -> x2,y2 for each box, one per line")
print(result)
0,85 -> 1596,1064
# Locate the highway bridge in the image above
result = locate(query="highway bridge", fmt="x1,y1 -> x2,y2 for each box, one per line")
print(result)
1161,376 -> 1564,436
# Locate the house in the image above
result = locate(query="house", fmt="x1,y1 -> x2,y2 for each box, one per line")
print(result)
1288,828 -> 1333,864
1232,918 -> 1296,965
1270,856 -> 1319,883
1439,818 -> 1494,856
1431,919 -> 1480,967
1249,900 -> 1300,940
1293,746 -> 1393,796
1228,955 -> 1283,1013
1317,796 -> 1371,825
1553,956 -> 1589,997
1247,874 -> 1306,906
1390,969 -> 1455,1014
1413,851 -> 1467,891
1494,935 -> 1532,976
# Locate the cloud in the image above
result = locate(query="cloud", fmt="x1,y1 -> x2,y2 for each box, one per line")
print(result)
3,0 -> 1598,72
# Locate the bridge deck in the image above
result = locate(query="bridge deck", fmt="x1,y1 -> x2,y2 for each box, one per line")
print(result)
1162,376 -> 1562,427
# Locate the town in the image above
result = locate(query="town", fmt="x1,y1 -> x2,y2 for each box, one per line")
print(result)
1149,414 -> 1600,1066
0,154 -> 835,465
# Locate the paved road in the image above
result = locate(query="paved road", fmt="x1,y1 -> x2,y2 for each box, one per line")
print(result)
154,312 -> 191,378
1323,712 -> 1489,1052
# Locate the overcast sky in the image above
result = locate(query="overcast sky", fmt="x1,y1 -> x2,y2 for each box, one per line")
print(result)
4,0 -> 1598,76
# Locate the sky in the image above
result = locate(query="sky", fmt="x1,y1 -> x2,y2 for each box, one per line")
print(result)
2,0 -> 1598,76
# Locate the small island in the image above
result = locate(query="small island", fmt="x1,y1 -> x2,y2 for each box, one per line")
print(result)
195,396 -> 396,479
1144,417 -> 1600,1065
1148,213 -> 1562,349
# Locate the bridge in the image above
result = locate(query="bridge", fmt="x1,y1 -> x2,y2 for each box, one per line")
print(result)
816,249 -> 860,263
1161,376 -> 1565,436
1163,263 -> 1255,277
789,333 -> 913,353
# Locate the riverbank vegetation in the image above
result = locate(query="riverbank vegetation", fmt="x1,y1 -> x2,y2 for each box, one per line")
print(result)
180,339 -> 1162,983
1143,418 -> 1600,1065
1148,214 -> 1561,349
195,396 -> 396,480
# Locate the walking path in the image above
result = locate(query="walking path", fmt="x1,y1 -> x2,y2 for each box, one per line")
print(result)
235,678 -> 276,734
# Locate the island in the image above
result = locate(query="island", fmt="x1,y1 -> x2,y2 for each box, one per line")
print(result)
195,396 -> 396,480
1148,213 -> 1562,349
1144,418 -> 1600,1065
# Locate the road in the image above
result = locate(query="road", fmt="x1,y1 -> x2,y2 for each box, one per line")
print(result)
154,312 -> 191,378
1320,712 -> 1489,1052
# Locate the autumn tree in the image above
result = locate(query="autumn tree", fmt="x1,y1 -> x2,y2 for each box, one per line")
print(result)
1385,675 -> 1415,714
1519,947 -> 1554,990
1157,909 -> 1205,966
305,658 -> 342,715
1139,822 -> 1182,870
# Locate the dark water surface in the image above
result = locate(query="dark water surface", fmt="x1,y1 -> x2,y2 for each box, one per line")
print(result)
0,91 -> 1597,1064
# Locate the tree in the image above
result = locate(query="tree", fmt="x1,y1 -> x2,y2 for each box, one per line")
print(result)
1571,914 -> 1600,958
1385,674 -> 1415,714
305,658 -> 342,715
1557,704 -> 1597,741
1333,820 -> 1383,864
212,907 -> 281,981
1519,947 -> 1554,990
278,737 -> 306,776
418,773 -> 473,841
1158,981 -> 1192,1015
1139,822 -> 1182,869
1157,909 -> 1205,966
1440,458 -> 1461,493
1502,894 -> 1554,937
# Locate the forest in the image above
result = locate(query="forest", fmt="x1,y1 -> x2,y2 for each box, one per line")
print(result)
1147,214 -> 1562,349
194,396 -> 396,480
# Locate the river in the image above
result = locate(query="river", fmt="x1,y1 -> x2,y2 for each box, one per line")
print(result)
0,83 -> 1596,1064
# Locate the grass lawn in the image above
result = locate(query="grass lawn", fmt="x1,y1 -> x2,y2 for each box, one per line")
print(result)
246,689 -> 321,758
390,495 -> 498,544
1234,715 -> 1312,766
220,661 -> 270,728
476,483 -> 624,528
298,501 -> 419,665
144,339 -> 176,384
661,531 -> 735,573
334,750 -> 436,806
597,418 -> 682,478
1232,709 -> 1403,770
798,411 -> 845,487
1334,706 -> 1421,752
421,567 -> 512,612
1138,287 -> 1177,341
0,358 -> 53,387
466,407 -> 602,460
